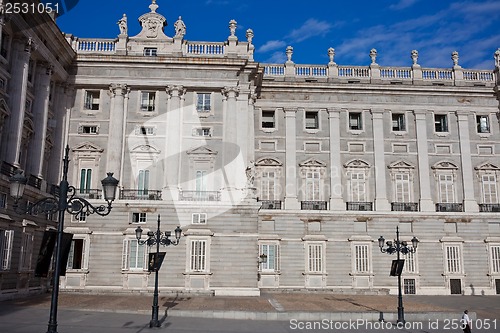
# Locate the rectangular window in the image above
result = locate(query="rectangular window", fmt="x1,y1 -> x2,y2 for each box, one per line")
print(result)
349,112 -> 362,130
434,114 -> 448,132
445,245 -> 461,273
80,125 -> 98,134
307,243 -> 323,273
394,173 -> 411,202
84,90 -> 100,110
25,99 -> 32,114
404,278 -> 416,294
132,212 -> 147,223
67,239 -> 85,270
260,243 -> 279,272
260,171 -> 276,201
79,168 -> 92,194
0,192 -> 6,209
392,113 -> 406,131
138,169 -> 150,195
140,92 -> 156,111
196,170 -> 207,193
305,111 -> 319,129
192,213 -> 207,224
193,128 -> 212,137
190,240 -> 207,272
482,175 -> 498,204
438,173 -> 455,203
73,213 -> 86,223
0,230 -> 14,270
262,111 -> 275,128
19,233 -> 34,271
491,246 -> 500,273
139,126 -> 155,135
196,93 -> 211,113
476,115 -> 490,133
143,48 -> 157,56
354,244 -> 369,273
122,239 -> 147,270
403,251 -> 416,273
305,170 -> 320,201
349,172 -> 366,202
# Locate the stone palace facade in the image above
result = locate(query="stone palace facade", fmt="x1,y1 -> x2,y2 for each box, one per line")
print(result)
1,0 -> 500,298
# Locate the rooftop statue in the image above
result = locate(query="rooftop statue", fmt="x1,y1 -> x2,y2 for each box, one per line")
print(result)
117,14 -> 127,36
174,16 -> 186,38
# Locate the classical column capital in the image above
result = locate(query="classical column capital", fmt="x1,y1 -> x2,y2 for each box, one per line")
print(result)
283,107 -> 297,116
370,108 -> 385,119
166,85 -> 186,98
221,86 -> 239,99
413,109 -> 429,120
455,110 -> 470,120
109,83 -> 128,97
327,107 -> 341,115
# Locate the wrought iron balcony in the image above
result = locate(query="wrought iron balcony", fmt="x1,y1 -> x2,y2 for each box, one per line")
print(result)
258,200 -> 282,210
479,204 -> 500,212
301,201 -> 328,210
179,190 -> 221,201
76,189 -> 103,199
27,174 -> 43,190
120,189 -> 162,200
0,161 -> 17,177
436,203 -> 463,212
391,202 -> 419,212
346,202 -> 373,211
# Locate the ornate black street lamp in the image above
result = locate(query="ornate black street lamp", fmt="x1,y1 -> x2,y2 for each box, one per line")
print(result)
9,145 -> 119,333
378,226 -> 419,324
135,214 -> 182,328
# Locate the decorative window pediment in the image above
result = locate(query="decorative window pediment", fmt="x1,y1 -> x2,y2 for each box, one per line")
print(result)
130,144 -> 160,154
475,162 -> 500,171
388,160 -> 415,169
72,142 -> 104,153
186,146 -> 218,156
255,157 -> 282,167
432,161 -> 458,170
344,159 -> 370,169
299,158 -> 326,168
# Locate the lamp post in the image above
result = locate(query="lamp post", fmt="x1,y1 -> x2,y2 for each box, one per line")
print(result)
9,145 -> 119,333
135,214 -> 182,328
378,226 -> 419,324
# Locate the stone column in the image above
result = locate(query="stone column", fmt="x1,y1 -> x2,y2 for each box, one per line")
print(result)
284,107 -> 300,209
47,83 -> 70,185
106,84 -> 128,179
371,109 -> 390,211
28,64 -> 53,177
164,85 -> 185,198
327,108 -> 344,210
3,38 -> 32,166
413,110 -> 435,212
456,111 -> 479,212
221,86 -> 242,194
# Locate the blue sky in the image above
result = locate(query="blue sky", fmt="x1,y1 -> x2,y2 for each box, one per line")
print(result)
56,0 -> 500,69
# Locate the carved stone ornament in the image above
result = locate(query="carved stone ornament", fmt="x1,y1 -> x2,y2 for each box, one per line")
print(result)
411,50 -> 418,65
133,0 -> 170,40
494,48 -> 500,68
388,160 -> 415,169
431,161 -> 458,170
255,158 -> 283,167
344,159 -> 370,168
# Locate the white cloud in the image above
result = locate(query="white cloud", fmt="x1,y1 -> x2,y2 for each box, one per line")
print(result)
257,40 -> 287,53
286,18 -> 332,43
263,51 -> 287,64
390,0 -> 419,10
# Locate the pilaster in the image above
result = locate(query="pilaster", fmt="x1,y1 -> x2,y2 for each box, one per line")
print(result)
106,83 -> 128,181
370,108 -> 390,211
456,110 -> 479,212
413,109 -> 435,211
327,108 -> 344,210
284,107 -> 300,209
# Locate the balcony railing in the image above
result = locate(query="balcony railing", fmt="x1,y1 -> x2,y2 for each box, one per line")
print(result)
258,200 -> 282,210
76,189 -> 102,199
27,174 -> 42,190
301,201 -> 328,210
179,191 -> 221,202
479,204 -> 500,212
120,189 -> 162,200
391,202 -> 419,212
436,203 -> 463,212
346,202 -> 373,211
0,161 -> 17,177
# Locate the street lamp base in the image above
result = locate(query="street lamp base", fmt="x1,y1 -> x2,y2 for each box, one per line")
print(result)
149,320 -> 161,328
47,323 -> 58,333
